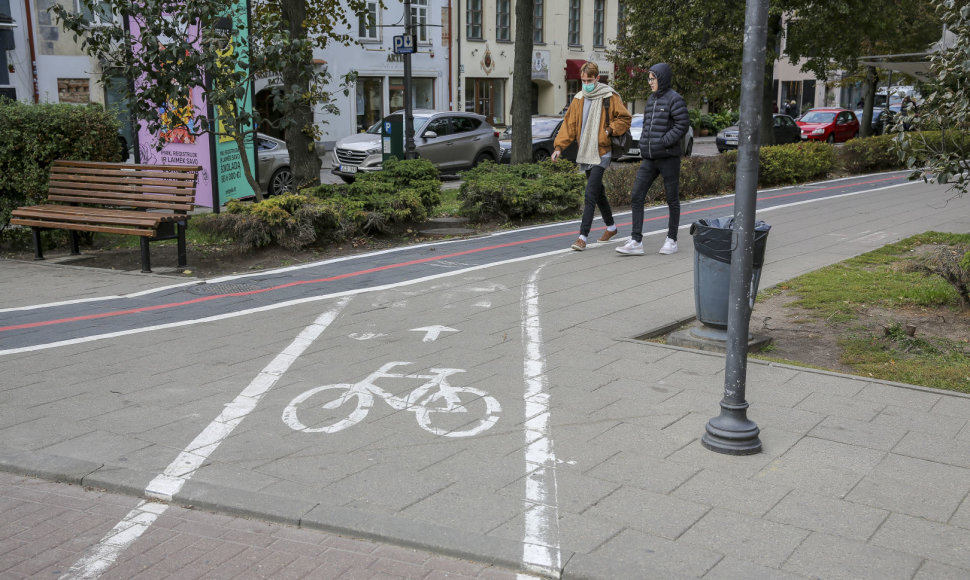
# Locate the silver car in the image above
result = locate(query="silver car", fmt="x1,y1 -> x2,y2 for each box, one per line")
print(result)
256,133 -> 293,196
621,115 -> 694,160
331,109 -> 500,182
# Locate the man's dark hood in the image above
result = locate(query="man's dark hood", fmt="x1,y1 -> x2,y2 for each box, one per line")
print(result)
650,63 -> 673,93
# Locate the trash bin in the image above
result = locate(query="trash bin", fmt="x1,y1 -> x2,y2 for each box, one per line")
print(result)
690,216 -> 771,330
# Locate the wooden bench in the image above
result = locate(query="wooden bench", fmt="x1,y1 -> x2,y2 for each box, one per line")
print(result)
10,160 -> 201,273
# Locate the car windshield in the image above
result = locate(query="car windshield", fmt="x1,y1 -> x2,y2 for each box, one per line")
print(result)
365,115 -> 431,135
630,116 -> 643,129
800,111 -> 836,124
504,118 -> 562,139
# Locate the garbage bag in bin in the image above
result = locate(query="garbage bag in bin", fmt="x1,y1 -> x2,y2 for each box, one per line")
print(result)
690,217 -> 771,329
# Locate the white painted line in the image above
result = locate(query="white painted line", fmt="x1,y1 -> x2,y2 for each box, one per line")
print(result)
59,501 -> 168,580
59,297 -> 351,579
145,296 -> 351,500
520,265 -> 561,577
0,177 -> 919,358
3,170 -> 910,315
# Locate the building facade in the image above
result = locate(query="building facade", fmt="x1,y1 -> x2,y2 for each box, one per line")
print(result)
306,0 -> 450,147
447,0 -> 621,126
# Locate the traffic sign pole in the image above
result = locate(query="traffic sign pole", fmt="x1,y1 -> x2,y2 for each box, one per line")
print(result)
403,0 -> 416,160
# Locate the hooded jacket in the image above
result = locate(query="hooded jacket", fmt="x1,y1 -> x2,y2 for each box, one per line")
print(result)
639,63 -> 690,159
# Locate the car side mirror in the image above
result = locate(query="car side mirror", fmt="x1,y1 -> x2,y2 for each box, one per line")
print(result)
423,131 -> 439,139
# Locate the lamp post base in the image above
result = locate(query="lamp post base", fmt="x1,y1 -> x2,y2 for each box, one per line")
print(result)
702,404 -> 762,455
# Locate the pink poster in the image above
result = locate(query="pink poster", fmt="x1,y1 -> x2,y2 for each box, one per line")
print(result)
129,17 -> 215,208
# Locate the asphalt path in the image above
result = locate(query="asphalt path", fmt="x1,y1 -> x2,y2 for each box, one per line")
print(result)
0,170 -> 910,355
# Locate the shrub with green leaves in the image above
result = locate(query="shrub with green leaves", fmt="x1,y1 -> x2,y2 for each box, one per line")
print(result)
457,160 -> 585,221
839,134 -> 902,174
679,155 -> 736,198
0,100 -> 121,229
726,140 -> 835,187
194,193 -> 365,250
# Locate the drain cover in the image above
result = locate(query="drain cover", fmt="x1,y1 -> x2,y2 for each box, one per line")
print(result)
186,281 -> 261,295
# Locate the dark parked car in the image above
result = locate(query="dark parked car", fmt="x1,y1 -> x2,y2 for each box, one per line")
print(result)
716,114 -> 801,152
797,108 -> 860,143
498,116 -> 576,163
854,106 -> 900,135
331,110 -> 500,182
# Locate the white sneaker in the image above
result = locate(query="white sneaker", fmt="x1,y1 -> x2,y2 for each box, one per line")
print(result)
659,237 -> 678,255
616,239 -> 644,255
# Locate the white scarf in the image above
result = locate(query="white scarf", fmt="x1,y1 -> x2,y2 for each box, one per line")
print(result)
575,83 -> 617,165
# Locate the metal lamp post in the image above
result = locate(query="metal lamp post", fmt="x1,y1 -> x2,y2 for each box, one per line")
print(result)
701,0 -> 769,455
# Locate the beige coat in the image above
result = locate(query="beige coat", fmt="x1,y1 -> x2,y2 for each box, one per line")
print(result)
554,92 -> 632,157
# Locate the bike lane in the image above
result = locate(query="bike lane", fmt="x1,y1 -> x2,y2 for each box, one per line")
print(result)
0,172 -> 908,355
3,174 -> 965,579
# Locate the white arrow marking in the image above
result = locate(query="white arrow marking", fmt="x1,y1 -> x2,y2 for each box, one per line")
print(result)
410,325 -> 458,342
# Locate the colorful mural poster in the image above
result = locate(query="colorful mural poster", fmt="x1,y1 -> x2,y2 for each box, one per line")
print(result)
211,0 -> 255,202
129,15 -> 215,207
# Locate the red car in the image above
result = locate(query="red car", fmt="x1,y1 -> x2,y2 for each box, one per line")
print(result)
796,108 -> 860,143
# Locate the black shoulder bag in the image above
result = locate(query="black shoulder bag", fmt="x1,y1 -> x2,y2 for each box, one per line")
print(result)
603,97 -> 633,158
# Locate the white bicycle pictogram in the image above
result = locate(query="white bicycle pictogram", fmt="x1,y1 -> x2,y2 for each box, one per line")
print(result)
282,361 -> 501,437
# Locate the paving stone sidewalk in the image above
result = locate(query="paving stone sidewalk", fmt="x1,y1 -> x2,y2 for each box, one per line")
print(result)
2,179 -> 970,579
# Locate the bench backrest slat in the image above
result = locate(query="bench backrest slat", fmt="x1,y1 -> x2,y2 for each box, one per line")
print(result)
46,160 -> 201,212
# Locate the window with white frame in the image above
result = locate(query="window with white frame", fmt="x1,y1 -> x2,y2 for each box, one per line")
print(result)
534,0 -> 544,43
617,1 -> 627,37
594,0 -> 605,47
496,0 -> 510,42
568,0 -> 581,46
358,1 -> 379,41
466,0 -> 482,40
410,0 -> 428,43
77,0 -> 113,27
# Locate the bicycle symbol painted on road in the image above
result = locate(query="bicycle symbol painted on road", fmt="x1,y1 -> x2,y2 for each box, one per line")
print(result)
282,361 -> 502,438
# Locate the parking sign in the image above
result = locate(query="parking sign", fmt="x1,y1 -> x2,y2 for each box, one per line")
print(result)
393,34 -> 415,54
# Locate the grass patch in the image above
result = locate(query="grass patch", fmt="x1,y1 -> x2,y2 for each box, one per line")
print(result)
777,232 -> 970,320
433,188 -> 462,217
761,231 -> 970,393
839,331 -> 970,393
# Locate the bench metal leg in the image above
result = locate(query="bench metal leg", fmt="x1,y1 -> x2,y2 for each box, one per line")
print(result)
140,238 -> 152,273
176,222 -> 187,268
69,230 -> 80,255
31,228 -> 45,261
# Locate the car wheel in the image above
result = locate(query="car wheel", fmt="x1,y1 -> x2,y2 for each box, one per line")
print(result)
269,167 -> 294,196
684,139 -> 693,157
533,149 -> 550,163
473,151 -> 495,166
826,134 -> 835,144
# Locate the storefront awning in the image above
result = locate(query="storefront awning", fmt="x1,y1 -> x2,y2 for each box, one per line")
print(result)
565,59 -> 585,80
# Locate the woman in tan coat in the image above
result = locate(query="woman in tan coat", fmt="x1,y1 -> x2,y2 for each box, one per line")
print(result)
553,61 -> 632,251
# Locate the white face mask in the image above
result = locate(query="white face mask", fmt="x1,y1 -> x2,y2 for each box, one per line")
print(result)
582,82 -> 596,93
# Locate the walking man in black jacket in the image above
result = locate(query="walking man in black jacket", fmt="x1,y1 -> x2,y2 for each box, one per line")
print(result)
617,63 -> 690,255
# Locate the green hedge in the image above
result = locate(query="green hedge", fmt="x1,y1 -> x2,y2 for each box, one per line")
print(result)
307,157 -> 440,233
194,158 -> 442,250
724,140 -> 837,187
457,160 -> 585,220
0,100 -> 121,229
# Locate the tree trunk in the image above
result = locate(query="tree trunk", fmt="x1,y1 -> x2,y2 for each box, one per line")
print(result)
760,13 -> 783,146
279,0 -> 322,191
511,0 -> 534,165
859,66 -> 878,137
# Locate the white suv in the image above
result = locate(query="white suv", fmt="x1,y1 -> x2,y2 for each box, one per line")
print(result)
331,110 -> 500,182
